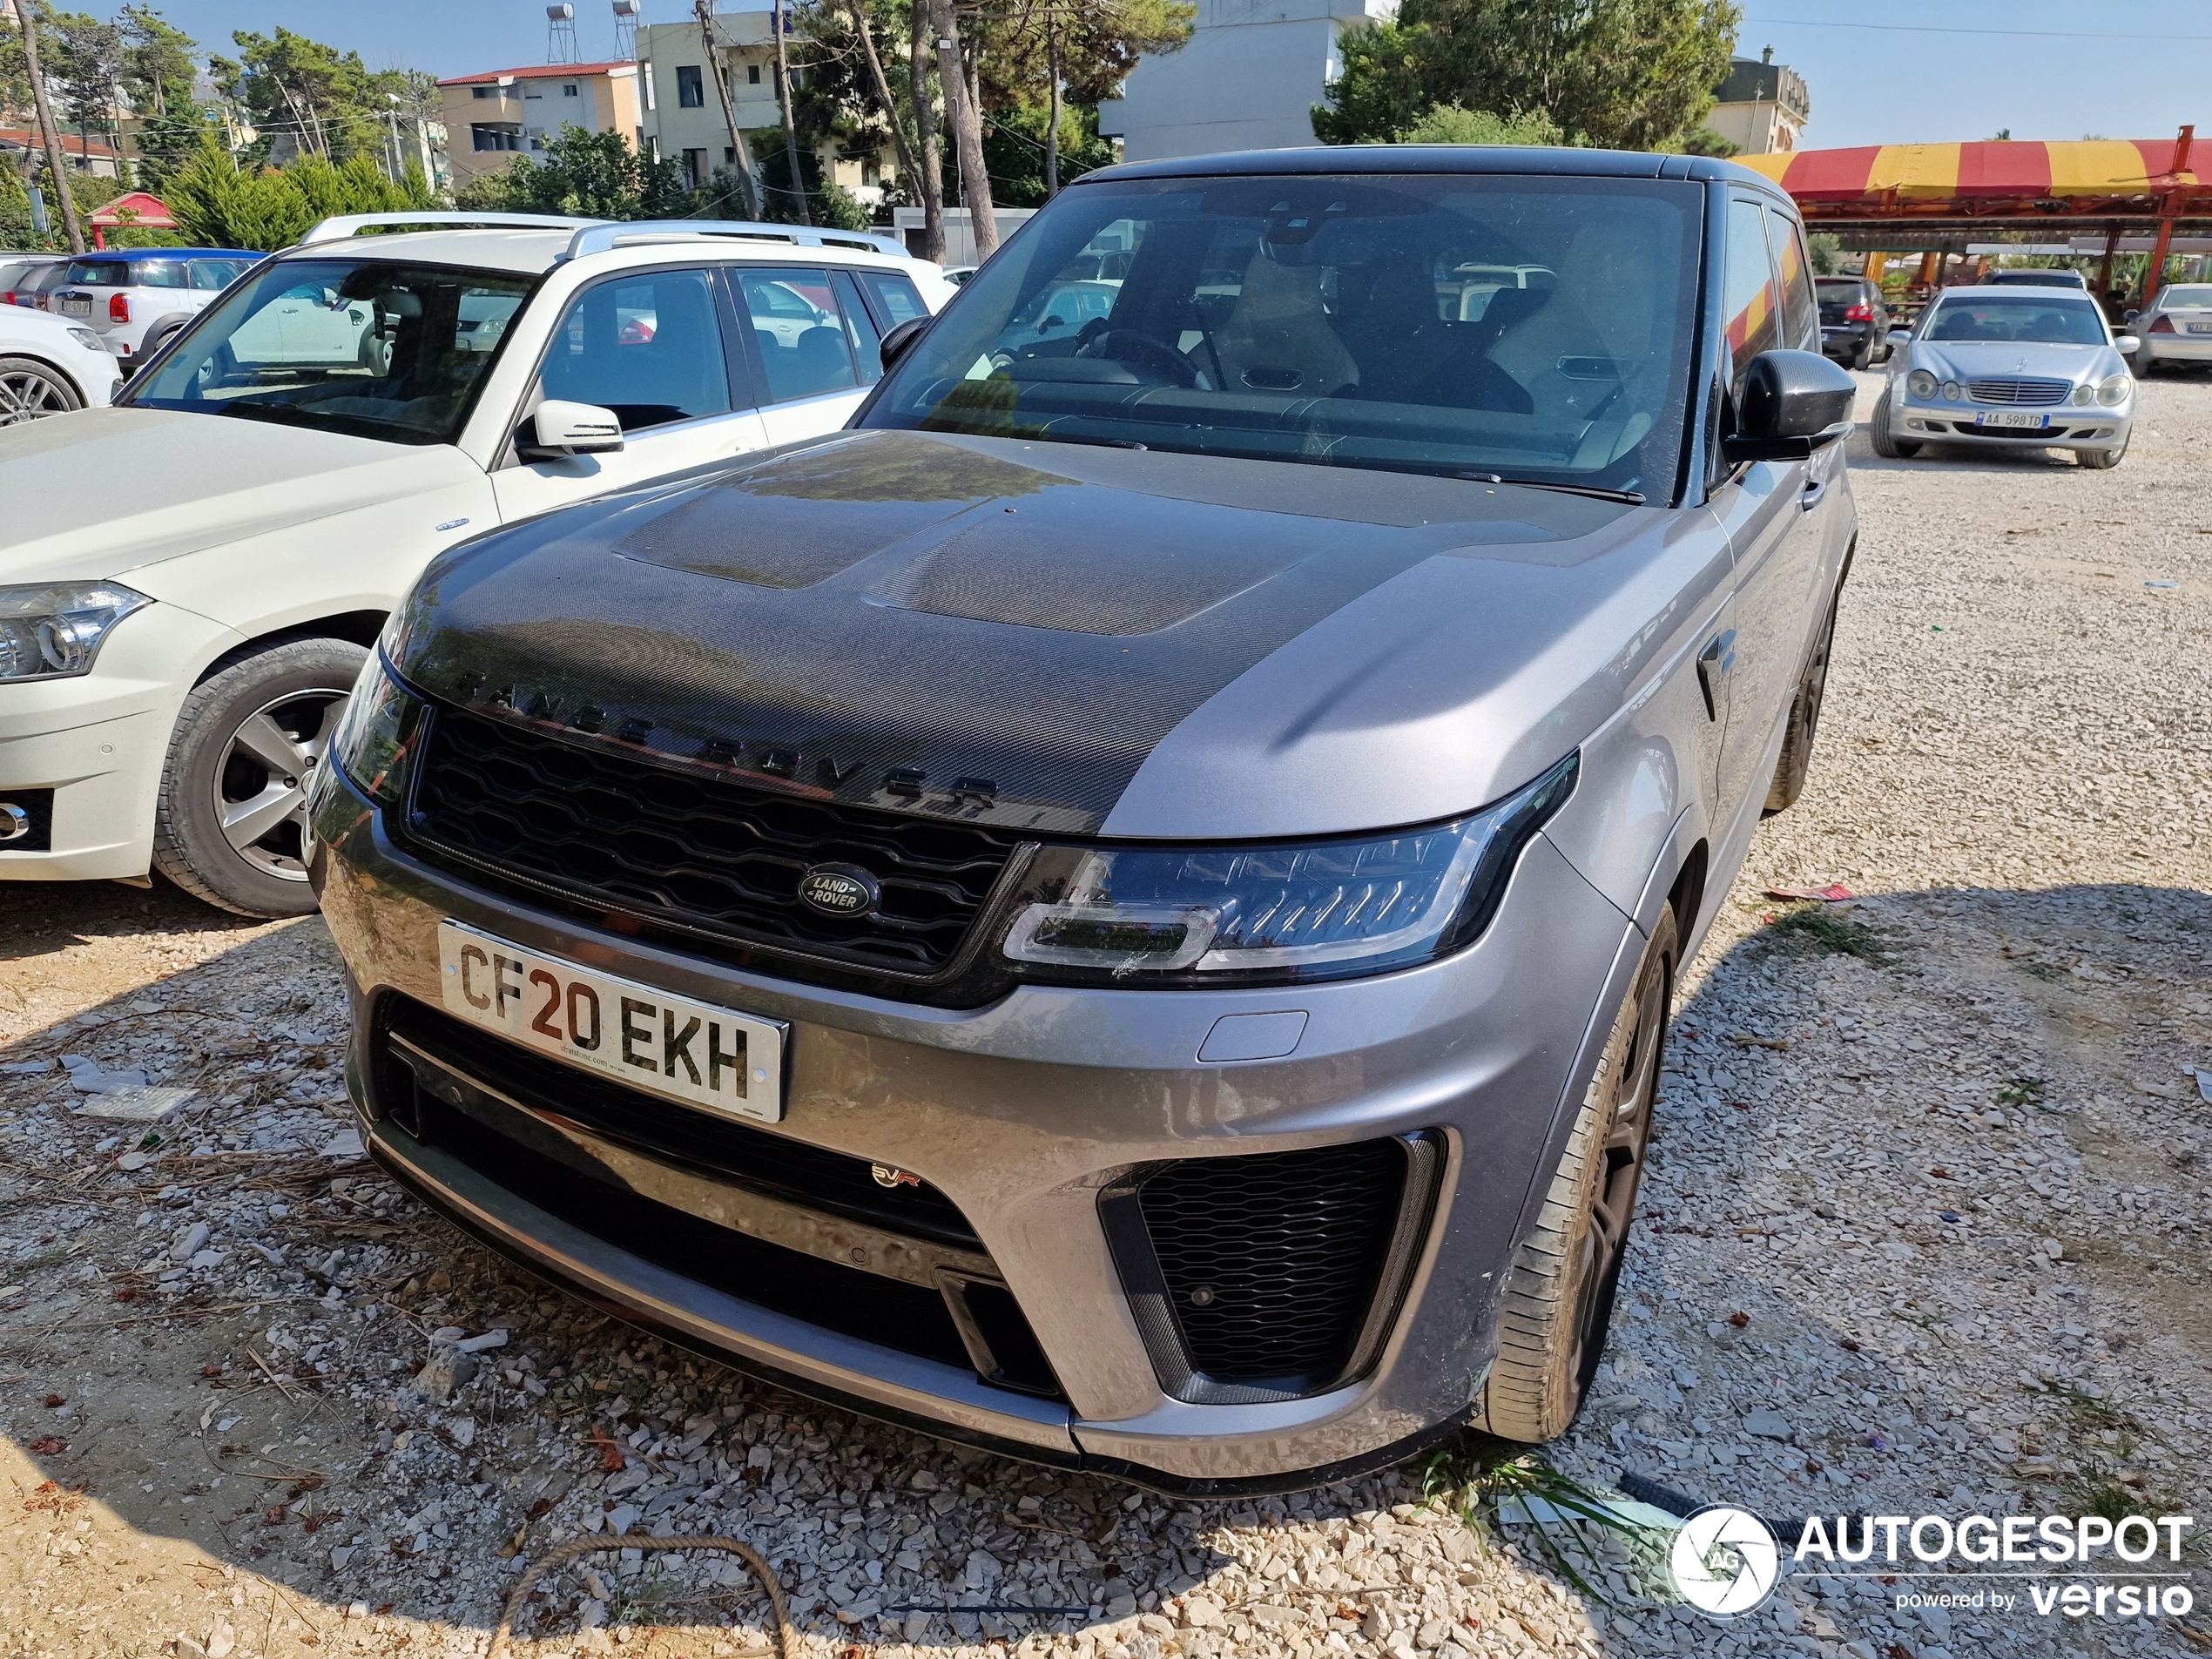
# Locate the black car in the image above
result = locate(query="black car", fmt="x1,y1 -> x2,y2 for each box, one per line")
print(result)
1816,274 -> 1891,368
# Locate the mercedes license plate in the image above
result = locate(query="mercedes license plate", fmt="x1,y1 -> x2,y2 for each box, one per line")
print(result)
2188,322 -> 2212,334
1976,411 -> 2047,429
435,921 -> 787,1123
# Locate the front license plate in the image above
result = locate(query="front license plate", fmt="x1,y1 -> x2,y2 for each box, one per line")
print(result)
435,921 -> 787,1123
1976,411 -> 2047,429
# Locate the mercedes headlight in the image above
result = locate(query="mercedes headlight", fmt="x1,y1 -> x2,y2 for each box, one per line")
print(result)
1941,381 -> 1962,401
1906,368 -> 1938,400
328,651 -> 426,807
0,583 -> 150,680
2096,372 -> 2131,407
1000,752 -> 1578,987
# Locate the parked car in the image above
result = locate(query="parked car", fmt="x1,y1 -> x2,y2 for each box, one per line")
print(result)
1871,283 -> 2138,468
309,151 -> 1858,1490
2129,282 -> 2212,374
5,258 -> 73,312
45,247 -> 259,366
1814,273 -> 1891,368
0,212 -> 954,914
1984,266 -> 2087,290
0,301 -> 123,422
0,254 -> 64,308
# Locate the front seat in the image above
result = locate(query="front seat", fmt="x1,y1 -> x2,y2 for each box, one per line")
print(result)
1209,252 -> 1359,397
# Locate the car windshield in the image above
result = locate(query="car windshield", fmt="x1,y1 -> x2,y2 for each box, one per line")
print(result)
1921,295 -> 2106,345
125,258 -> 535,447
862,172 -> 1703,496
2157,285 -> 2212,309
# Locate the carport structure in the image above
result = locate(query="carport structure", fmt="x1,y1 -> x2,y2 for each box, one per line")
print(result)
1741,130 -> 2208,306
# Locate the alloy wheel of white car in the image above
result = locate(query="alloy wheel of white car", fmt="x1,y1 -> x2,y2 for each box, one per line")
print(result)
0,356 -> 82,424
214,687 -> 352,880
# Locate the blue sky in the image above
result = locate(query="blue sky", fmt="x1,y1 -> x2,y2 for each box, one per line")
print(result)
145,0 -> 2206,148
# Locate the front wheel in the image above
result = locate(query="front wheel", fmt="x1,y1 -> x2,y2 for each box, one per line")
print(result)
1868,389 -> 1919,458
1477,904 -> 1676,1443
151,637 -> 366,917
2077,438 -> 2127,470
0,355 -> 84,425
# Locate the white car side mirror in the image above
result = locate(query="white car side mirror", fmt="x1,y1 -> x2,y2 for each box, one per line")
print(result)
2114,335 -> 2141,354
523,399 -> 624,458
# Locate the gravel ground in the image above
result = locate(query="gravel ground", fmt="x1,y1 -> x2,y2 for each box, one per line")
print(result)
0,373 -> 2206,1659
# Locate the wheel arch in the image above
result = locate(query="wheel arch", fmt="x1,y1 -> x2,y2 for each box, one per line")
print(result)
0,347 -> 91,408
190,610 -> 387,686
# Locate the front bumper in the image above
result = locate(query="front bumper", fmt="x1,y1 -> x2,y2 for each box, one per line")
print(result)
1889,395 -> 2130,450
312,764 -> 1640,1492
0,601 -> 240,880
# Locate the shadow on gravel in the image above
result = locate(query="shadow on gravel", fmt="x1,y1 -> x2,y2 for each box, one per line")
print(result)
0,874 -> 2205,1652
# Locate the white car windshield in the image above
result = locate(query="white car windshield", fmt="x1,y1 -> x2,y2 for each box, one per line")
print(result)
125,258 -> 534,446
862,172 -> 1703,497
1921,295 -> 2107,346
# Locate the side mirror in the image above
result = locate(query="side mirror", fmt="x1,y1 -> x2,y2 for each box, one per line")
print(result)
1888,325 -> 1912,341
1723,348 -> 1858,463
2123,308 -> 2141,324
2115,335 -> 2141,354
519,399 -> 624,460
878,314 -> 930,374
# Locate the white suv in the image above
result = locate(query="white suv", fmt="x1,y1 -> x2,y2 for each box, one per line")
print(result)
45,248 -> 260,366
0,212 -> 954,914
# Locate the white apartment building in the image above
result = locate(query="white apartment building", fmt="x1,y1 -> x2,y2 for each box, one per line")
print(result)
1096,0 -> 1386,163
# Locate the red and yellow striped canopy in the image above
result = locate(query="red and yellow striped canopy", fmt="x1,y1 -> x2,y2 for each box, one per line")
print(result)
1739,138 -> 2197,206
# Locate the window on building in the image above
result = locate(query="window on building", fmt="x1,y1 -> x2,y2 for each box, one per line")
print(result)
746,64 -> 761,84
563,83 -> 579,97
860,154 -> 879,187
523,86 -> 543,99
470,124 -> 523,152
640,64 -> 655,111
676,64 -> 705,107
470,85 -> 498,99
723,146 -> 737,166
682,148 -> 708,188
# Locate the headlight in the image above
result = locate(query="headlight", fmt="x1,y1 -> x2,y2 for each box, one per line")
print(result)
1905,368 -> 1937,400
2071,384 -> 2094,406
0,583 -> 150,680
1941,381 -> 1961,401
66,327 -> 101,352
329,651 -> 425,807
2096,373 -> 2131,407
999,752 -> 1578,987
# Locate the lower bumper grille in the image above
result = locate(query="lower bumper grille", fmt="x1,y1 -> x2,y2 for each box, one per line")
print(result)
1102,1134 -> 1440,1405
368,996 -> 1059,1398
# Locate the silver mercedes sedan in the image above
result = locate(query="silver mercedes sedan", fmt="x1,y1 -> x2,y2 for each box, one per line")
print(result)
1872,283 -> 2140,469
308,150 -> 1858,1493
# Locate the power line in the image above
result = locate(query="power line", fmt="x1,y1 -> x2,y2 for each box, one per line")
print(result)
1744,14 -> 2212,42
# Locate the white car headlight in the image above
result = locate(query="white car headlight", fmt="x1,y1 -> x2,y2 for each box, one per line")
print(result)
2071,384 -> 2094,406
2096,373 -> 2131,407
1906,369 -> 1939,400
66,327 -> 102,352
1941,381 -> 1962,401
0,583 -> 152,680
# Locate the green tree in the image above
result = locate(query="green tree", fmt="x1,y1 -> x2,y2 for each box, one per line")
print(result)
118,5 -> 208,185
1400,104 -> 1566,145
453,125 -> 698,222
210,26 -> 430,166
1314,0 -> 1740,152
165,133 -> 435,249
972,100 -> 1116,206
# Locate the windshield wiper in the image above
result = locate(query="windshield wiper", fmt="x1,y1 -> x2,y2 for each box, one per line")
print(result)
1046,432 -> 1149,451
1457,472 -> 1647,505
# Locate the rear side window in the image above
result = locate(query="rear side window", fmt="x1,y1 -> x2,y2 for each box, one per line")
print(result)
855,268 -> 927,328
190,260 -> 252,290
539,266 -> 733,431
1723,199 -> 1781,391
1764,209 -> 1817,350
735,266 -> 858,401
832,272 -> 883,384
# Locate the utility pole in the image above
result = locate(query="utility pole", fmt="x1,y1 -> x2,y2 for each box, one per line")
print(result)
693,0 -> 763,219
5,0 -> 84,253
770,0 -> 809,225
927,0 -> 995,259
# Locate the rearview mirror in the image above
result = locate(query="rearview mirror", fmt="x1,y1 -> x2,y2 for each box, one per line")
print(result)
878,314 -> 930,374
1723,348 -> 1858,463
520,399 -> 624,459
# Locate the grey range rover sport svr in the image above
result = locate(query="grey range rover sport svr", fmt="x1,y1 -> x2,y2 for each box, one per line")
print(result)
308,146 -> 1858,1494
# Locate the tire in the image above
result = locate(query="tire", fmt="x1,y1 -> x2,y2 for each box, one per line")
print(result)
1477,904 -> 1677,1444
1765,585 -> 1840,813
151,638 -> 366,918
0,354 -> 84,425
1849,337 -> 1872,371
1868,389 -> 1919,458
2134,353 -> 2158,379
2077,438 -> 2127,470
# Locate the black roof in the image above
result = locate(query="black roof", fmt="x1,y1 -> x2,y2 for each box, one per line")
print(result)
1077,144 -> 1795,201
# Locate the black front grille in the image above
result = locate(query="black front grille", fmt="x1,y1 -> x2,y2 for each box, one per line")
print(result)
1105,1136 -> 1433,1403
406,705 -> 1023,981
382,996 -> 974,1245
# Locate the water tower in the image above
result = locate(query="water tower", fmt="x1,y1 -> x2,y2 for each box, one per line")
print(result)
546,3 -> 581,64
612,0 -> 642,59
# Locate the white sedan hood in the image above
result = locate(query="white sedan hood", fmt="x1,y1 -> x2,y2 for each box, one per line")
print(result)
0,407 -> 482,585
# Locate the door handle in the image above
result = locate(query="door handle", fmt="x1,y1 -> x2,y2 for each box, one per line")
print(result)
1800,476 -> 1828,511
1696,629 -> 1737,721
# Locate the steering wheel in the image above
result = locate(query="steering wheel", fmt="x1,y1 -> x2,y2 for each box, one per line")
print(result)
1076,326 -> 1199,388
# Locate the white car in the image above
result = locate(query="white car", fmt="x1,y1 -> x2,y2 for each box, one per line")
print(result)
44,248 -> 260,367
0,212 -> 954,914
1870,283 -> 2140,470
0,302 -> 123,422
2132,282 -> 2212,374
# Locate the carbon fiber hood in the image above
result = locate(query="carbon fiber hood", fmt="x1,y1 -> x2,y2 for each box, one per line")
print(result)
389,430 -> 1641,835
